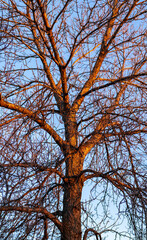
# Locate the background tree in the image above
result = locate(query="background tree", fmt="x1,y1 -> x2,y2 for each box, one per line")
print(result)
0,0 -> 147,239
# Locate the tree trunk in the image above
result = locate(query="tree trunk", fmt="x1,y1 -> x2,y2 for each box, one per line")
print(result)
62,179 -> 83,240
61,152 -> 84,240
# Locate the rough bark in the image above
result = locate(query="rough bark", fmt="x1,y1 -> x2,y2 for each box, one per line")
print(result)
62,178 -> 83,240
61,126 -> 84,240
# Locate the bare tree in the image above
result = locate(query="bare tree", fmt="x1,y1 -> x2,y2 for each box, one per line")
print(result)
0,0 -> 147,239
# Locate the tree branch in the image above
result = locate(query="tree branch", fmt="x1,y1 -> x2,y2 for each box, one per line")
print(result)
82,73 -> 147,97
0,206 -> 63,232
83,228 -> 102,240
0,98 -> 66,151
